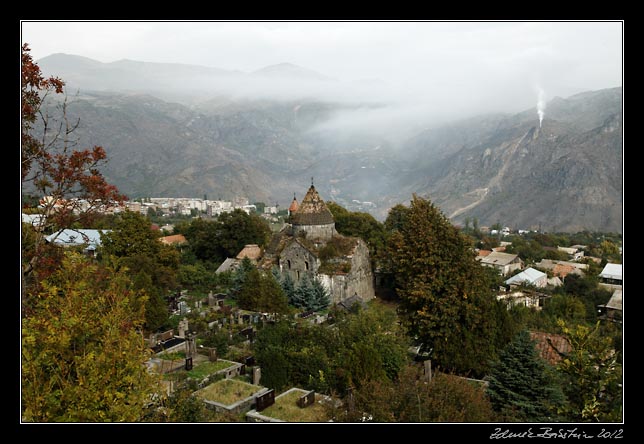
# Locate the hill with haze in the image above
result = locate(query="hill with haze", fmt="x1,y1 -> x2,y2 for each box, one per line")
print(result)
35,54 -> 623,233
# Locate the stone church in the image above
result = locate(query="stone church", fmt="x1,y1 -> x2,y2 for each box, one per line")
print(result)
260,182 -> 375,306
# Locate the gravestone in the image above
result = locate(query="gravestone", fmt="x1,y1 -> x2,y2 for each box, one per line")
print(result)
177,319 -> 189,338
255,389 -> 275,412
159,329 -> 174,342
240,364 -> 246,375
297,390 -> 316,408
208,348 -> 217,362
184,357 -> 193,371
245,356 -> 255,366
424,360 -> 432,383
252,367 -> 261,385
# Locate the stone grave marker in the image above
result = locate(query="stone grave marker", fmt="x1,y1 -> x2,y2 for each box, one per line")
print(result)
297,390 -> 315,408
255,388 -> 275,411
252,367 -> 261,385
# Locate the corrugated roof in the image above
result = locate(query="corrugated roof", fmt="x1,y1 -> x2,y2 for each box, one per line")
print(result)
480,251 -> 521,266
599,263 -> 622,281
605,289 -> 622,311
290,185 -> 335,226
505,267 -> 547,286
45,229 -> 109,249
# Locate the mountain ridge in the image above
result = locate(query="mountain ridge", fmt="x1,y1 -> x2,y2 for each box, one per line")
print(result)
32,53 -> 623,232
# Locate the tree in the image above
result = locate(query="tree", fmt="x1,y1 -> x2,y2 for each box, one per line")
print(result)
21,44 -> 126,310
179,210 -> 271,264
215,209 -> 272,260
385,195 -> 513,377
556,320 -> 622,422
486,330 -> 565,422
327,201 -> 387,266
308,276 -> 331,311
237,267 -> 289,314
21,252 -> 161,422
100,210 -> 179,331
338,365 -> 497,422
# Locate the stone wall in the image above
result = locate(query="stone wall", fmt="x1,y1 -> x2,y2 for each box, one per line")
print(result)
292,223 -> 336,242
319,239 -> 374,304
279,240 -> 320,284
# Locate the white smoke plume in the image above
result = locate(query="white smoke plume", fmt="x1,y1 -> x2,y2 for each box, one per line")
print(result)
537,87 -> 546,128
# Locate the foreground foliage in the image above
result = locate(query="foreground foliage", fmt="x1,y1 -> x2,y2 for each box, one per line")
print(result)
22,253 -> 160,422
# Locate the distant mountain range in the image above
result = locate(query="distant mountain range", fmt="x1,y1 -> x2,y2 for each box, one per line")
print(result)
35,54 -> 623,233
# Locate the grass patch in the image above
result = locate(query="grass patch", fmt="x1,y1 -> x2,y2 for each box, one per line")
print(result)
195,378 -> 262,405
157,351 -> 185,361
258,390 -> 331,422
186,360 -> 237,379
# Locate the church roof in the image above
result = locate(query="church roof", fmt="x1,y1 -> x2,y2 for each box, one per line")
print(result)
290,185 -> 335,226
288,194 -> 299,212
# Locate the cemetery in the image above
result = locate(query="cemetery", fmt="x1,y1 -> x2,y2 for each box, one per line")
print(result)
246,388 -> 334,423
194,378 -> 270,414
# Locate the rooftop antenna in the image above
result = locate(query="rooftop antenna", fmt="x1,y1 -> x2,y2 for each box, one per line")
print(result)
311,177 -> 314,187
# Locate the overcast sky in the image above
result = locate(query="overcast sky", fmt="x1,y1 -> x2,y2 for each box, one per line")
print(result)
21,21 -> 623,132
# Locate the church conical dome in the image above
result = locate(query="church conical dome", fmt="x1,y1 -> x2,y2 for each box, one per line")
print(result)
288,193 -> 299,214
290,184 -> 335,226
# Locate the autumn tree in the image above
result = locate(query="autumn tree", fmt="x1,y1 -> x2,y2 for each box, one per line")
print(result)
21,44 -> 126,306
385,195 -> 514,377
486,330 -> 565,422
338,365 -> 497,422
21,252 -> 161,422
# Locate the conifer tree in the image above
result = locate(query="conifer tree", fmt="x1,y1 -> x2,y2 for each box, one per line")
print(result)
486,330 -> 565,422
309,277 -> 331,311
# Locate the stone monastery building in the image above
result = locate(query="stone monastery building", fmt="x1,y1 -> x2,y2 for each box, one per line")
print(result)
261,182 -> 375,305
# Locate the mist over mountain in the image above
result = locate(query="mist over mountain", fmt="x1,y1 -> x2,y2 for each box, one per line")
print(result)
36,54 -> 623,233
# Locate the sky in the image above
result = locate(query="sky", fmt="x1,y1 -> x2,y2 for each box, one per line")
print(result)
21,21 -> 623,134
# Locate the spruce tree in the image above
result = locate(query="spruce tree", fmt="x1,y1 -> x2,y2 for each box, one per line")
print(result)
293,275 -> 312,309
279,272 -> 297,306
486,330 -> 564,422
309,277 -> 331,311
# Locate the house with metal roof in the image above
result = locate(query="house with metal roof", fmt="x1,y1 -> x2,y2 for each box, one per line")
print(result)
598,263 -> 622,290
505,267 -> 548,288
598,289 -> 622,323
478,251 -> 524,276
45,228 -> 110,255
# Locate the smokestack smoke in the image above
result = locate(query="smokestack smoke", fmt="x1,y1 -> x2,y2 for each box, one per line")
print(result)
537,87 -> 546,128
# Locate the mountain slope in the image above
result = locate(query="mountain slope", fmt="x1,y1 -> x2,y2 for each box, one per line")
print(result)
397,87 -> 623,232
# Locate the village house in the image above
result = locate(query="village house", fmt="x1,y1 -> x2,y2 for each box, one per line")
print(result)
535,259 -> 588,280
557,246 -> 585,261
45,228 -> 110,257
598,289 -> 622,323
477,251 -> 524,276
505,267 -> 548,289
260,182 -> 375,306
598,263 -> 622,290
